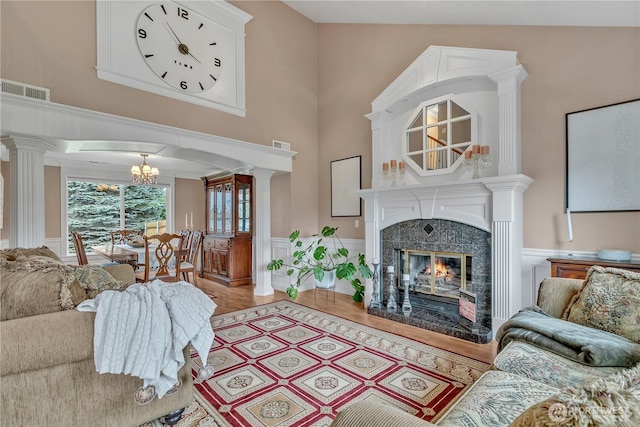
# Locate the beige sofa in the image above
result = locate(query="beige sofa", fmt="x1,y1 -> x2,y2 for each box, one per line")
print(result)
331,268 -> 640,427
0,247 -> 193,426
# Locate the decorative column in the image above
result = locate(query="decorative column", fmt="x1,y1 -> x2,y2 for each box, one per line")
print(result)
359,191 -> 379,307
252,168 -> 276,296
489,65 -> 528,176
485,175 -> 533,335
2,136 -> 55,248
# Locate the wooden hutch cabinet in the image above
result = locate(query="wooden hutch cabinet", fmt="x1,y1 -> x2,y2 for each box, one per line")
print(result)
201,173 -> 253,287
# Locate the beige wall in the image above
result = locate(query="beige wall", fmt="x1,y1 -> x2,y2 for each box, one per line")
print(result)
317,24 -> 640,252
175,178 -> 205,233
1,1 -> 639,253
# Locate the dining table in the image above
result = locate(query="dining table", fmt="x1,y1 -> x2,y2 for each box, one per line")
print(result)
92,243 -> 171,270
92,244 -> 142,269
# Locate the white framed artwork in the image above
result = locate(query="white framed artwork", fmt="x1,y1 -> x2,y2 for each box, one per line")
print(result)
331,156 -> 362,217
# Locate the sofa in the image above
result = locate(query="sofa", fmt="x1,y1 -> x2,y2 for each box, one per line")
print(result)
331,266 -> 640,427
0,247 -> 193,427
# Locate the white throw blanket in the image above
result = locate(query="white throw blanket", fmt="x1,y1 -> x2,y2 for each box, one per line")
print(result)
77,279 -> 216,398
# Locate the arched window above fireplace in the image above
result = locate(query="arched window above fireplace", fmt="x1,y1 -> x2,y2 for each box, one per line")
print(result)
403,95 -> 476,176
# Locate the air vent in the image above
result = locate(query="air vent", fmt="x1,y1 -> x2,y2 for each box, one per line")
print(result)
272,140 -> 291,151
1,79 -> 50,101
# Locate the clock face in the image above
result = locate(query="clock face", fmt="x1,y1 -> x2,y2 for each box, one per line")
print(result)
135,2 -> 223,93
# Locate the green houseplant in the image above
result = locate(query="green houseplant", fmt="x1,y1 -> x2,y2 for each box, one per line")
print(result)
267,226 -> 373,302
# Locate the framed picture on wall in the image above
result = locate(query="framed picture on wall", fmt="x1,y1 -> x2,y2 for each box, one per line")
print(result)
566,98 -> 640,212
331,155 -> 362,217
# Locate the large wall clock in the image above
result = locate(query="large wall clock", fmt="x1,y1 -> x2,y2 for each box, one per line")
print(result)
96,0 -> 252,116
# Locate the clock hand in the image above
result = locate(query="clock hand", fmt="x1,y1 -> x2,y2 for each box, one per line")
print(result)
164,22 -> 201,64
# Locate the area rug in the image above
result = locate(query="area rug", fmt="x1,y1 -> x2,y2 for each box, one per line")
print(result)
159,301 -> 489,427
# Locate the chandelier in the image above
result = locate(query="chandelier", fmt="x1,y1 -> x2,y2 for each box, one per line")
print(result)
130,154 -> 159,185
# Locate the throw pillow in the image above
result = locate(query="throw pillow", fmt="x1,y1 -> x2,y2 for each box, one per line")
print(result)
0,258 -> 87,321
563,266 -> 640,343
74,265 -> 129,298
24,255 -> 64,265
0,246 -> 62,262
509,363 -> 640,426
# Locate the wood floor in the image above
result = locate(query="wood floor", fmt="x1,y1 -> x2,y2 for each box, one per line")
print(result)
195,277 -> 498,365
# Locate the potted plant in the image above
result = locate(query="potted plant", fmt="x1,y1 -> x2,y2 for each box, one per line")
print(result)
267,226 -> 373,302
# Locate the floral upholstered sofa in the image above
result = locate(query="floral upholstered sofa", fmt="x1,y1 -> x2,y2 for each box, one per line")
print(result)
0,247 -> 193,426
331,266 -> 640,427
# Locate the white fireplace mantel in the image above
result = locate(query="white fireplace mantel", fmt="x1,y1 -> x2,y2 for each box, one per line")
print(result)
361,46 -> 532,337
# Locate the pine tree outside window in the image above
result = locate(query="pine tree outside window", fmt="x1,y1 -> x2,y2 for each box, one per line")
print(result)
67,180 -> 167,255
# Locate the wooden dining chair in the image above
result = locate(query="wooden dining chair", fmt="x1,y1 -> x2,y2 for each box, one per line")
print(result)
110,229 -> 143,245
180,230 -> 203,284
178,229 -> 192,261
135,233 -> 183,283
71,231 -> 89,265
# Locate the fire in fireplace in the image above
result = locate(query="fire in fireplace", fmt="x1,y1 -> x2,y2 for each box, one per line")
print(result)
398,250 -> 472,299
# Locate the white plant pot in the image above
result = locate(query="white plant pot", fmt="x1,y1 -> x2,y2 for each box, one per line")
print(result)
315,269 -> 336,289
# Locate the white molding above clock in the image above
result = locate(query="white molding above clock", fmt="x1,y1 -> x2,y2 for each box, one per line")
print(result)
96,0 -> 252,116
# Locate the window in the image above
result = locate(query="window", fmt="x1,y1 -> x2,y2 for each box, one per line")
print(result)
404,97 -> 474,176
67,180 -> 167,254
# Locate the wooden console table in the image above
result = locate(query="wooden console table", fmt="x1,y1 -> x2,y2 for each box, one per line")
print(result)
547,256 -> 640,280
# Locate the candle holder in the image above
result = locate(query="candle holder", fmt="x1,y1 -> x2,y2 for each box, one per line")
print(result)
397,162 -> 406,186
401,274 -> 412,317
386,268 -> 397,313
389,160 -> 398,187
463,148 -> 491,179
369,260 -> 381,309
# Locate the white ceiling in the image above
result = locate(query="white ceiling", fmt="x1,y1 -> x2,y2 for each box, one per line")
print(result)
282,0 -> 640,27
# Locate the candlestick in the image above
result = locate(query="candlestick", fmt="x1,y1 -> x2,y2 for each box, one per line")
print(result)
190,212 -> 194,228
401,274 -> 412,317
389,160 -> 397,187
386,269 -> 397,313
369,259 -> 381,309
463,146 -> 491,179
382,163 -> 390,187
185,213 -> 188,229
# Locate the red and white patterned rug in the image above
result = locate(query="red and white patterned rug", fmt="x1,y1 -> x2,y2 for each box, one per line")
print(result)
161,301 -> 489,427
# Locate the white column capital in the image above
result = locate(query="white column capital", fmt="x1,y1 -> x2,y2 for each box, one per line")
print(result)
2,135 -> 55,153
488,64 -> 528,91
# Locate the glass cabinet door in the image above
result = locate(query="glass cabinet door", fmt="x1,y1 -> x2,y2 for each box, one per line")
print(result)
215,185 -> 223,234
224,183 -> 233,234
237,182 -> 251,233
207,187 -> 216,233
205,174 -> 252,237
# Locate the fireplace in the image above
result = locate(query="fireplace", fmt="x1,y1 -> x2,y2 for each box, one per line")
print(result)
359,46 -> 533,342
369,219 -> 492,343
398,250 -> 472,299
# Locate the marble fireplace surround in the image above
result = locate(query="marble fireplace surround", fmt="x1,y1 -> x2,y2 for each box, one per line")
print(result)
376,218 -> 492,343
358,46 -> 533,338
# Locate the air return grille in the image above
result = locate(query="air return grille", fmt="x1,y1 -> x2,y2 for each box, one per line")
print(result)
272,140 -> 291,151
1,79 -> 50,101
